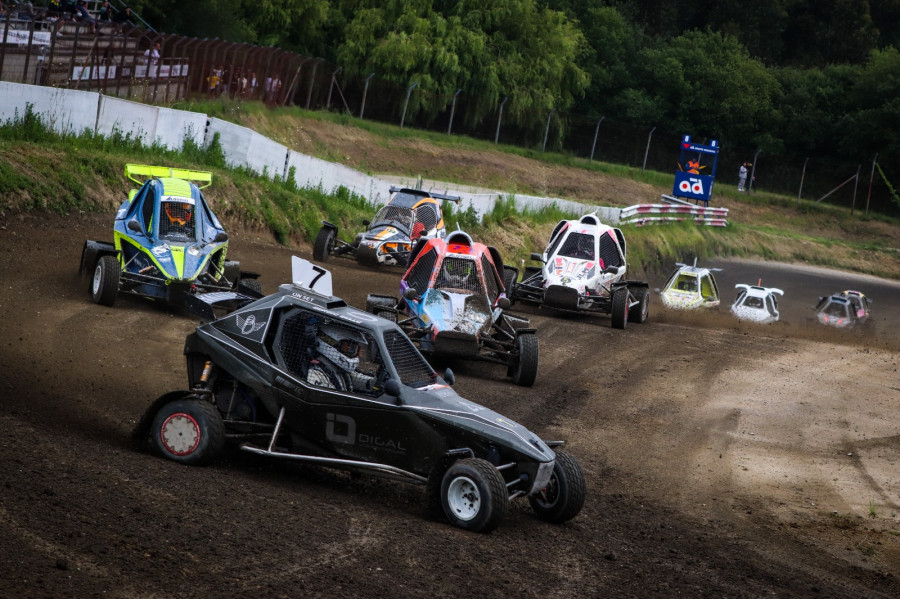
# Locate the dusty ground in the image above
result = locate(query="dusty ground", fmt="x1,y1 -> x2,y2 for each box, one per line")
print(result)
2,212 -> 899,598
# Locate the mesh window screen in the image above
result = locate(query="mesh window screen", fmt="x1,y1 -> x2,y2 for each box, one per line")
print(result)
374,205 -> 414,229
558,232 -> 595,260
160,201 -> 196,241
383,330 -> 435,387
278,311 -> 320,378
406,248 -> 437,293
414,204 -> 438,232
436,257 -> 483,294
598,232 -> 623,268
480,254 -> 500,303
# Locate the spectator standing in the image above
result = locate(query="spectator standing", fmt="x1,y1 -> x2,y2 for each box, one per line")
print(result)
738,162 -> 748,191
250,72 -> 258,97
144,42 -> 160,65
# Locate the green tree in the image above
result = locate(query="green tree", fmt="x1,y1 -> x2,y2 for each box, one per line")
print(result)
623,30 -> 781,148
336,0 -> 589,126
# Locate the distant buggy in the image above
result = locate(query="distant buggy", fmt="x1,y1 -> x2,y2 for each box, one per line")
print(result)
657,259 -> 722,310
815,290 -> 871,328
134,258 -> 586,533
313,187 -> 460,267
79,164 -> 261,310
509,213 -> 650,328
730,282 -> 783,324
365,231 -> 539,387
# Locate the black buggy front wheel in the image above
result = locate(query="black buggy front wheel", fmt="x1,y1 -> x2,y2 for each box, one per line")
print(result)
91,255 -> 120,306
510,333 -> 539,387
313,226 -> 335,262
528,449 -> 586,524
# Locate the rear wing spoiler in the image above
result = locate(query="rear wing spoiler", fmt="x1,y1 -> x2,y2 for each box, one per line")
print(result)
389,186 -> 461,204
125,164 -> 213,189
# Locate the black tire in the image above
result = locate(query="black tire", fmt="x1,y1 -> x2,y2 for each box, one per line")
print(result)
501,266 -> 517,297
528,449 -> 586,524
90,255 -> 120,306
313,226 -> 335,262
151,398 -> 225,466
510,332 -> 539,387
628,286 -> 650,323
440,458 -> 508,533
238,277 -> 262,295
610,287 -> 629,329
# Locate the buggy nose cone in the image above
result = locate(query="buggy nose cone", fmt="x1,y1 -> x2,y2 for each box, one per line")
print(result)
544,285 -> 580,310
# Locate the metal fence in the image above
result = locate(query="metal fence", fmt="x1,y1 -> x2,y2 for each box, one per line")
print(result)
2,9 -> 894,215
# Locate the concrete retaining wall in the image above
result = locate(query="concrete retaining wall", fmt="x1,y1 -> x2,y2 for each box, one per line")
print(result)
0,81 -> 611,222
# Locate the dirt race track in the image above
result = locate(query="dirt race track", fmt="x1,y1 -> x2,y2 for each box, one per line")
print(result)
2,213 -> 900,598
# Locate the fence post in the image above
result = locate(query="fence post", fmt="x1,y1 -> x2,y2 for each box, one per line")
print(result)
359,72 -> 376,119
642,126 -> 656,172
494,96 -> 508,144
798,157 -> 809,201
326,67 -> 341,109
866,154 -> 877,215
749,149 -> 761,193
400,82 -> 418,129
589,117 -> 604,162
542,108 -> 555,152
447,88 -> 462,135
305,58 -> 323,109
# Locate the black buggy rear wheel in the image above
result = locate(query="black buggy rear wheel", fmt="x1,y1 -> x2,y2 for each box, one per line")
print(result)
528,449 -> 586,524
151,398 -> 225,466
313,226 -> 335,262
91,255 -> 120,306
628,286 -> 650,323
440,458 -> 508,533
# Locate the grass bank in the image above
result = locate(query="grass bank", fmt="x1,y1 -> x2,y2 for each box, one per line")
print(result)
2,101 -> 899,280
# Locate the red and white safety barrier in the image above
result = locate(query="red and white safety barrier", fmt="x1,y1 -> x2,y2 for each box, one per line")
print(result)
619,203 -> 729,227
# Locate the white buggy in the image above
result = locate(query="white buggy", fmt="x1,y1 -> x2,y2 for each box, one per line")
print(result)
508,213 -> 650,329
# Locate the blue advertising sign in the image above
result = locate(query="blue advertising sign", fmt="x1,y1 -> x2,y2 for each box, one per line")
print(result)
672,135 -> 719,205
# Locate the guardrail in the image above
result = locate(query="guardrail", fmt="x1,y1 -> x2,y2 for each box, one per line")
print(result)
619,203 -> 729,227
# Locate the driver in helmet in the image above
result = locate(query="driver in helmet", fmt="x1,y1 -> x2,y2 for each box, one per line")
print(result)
440,259 -> 474,288
307,323 -> 376,393
575,235 -> 594,260
164,201 -> 194,237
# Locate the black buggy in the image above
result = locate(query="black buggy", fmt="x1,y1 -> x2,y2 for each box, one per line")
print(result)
134,258 -> 585,533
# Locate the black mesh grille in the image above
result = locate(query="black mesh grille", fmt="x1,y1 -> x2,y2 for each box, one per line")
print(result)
406,248 -> 437,293
558,232 -> 595,260
436,256 -> 482,294
383,330 -> 435,387
414,204 -> 438,232
480,254 -> 500,303
159,200 -> 196,241
598,232 -> 623,268
278,311 -> 319,378
374,205 -> 414,229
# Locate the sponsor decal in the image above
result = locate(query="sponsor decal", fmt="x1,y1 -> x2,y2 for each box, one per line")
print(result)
325,413 -> 407,453
236,313 -> 266,335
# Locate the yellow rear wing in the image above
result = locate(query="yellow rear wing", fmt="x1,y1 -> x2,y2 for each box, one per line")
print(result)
125,164 -> 213,189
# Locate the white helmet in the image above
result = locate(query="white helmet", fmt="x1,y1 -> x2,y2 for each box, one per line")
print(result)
317,324 -> 367,372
